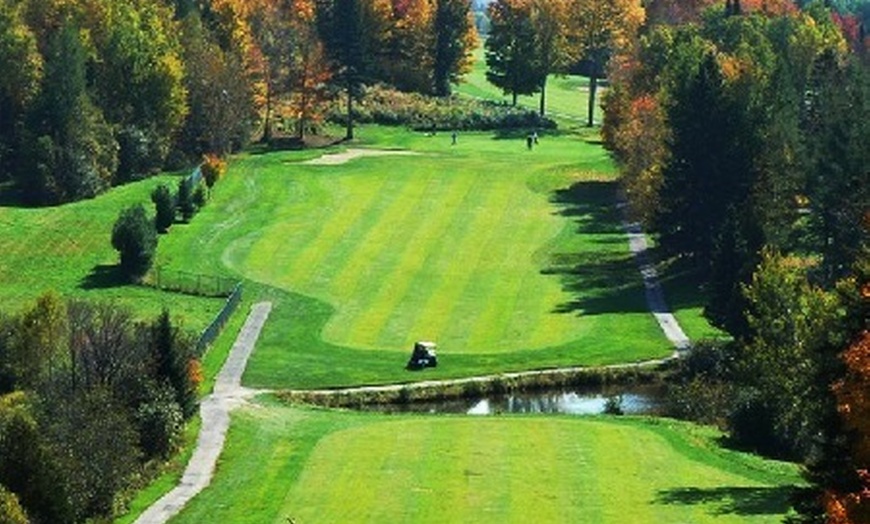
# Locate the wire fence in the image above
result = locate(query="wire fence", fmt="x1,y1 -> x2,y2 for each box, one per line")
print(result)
197,282 -> 243,353
149,267 -> 238,298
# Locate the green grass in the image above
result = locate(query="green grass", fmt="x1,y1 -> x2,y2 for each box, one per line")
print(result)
154,127 -> 672,388
0,175 -> 226,329
170,403 -> 802,524
455,43 -> 604,125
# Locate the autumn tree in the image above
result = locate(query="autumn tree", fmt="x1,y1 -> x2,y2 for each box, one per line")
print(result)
528,0 -> 570,115
566,0 -> 644,126
485,0 -> 542,106
176,11 -> 254,157
287,0 -> 332,138
380,0 -> 435,92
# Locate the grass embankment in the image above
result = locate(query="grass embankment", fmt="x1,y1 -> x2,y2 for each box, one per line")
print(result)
170,403 -> 801,524
155,126 -> 674,389
0,175 -> 226,329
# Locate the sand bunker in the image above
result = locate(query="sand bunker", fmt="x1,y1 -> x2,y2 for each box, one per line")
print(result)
303,148 -> 420,165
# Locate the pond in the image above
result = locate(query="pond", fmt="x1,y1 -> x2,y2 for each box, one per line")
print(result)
358,383 -> 665,416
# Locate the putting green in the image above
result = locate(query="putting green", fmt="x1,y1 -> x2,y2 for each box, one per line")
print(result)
170,406 -> 801,524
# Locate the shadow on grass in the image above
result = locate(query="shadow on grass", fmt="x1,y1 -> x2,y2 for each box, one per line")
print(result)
544,179 -> 649,315
655,485 -> 796,516
80,264 -> 127,289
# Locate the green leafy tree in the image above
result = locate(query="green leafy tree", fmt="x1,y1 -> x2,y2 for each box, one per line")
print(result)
94,0 -> 188,180
432,0 -> 477,96
0,392 -> 70,524
485,0 -> 543,106
111,204 -> 158,281
0,1 -> 41,182
150,310 -> 198,419
732,249 -> 844,458
22,20 -> 117,204
0,484 -> 29,524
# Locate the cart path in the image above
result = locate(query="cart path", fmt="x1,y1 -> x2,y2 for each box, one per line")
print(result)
133,302 -> 272,524
619,202 -> 691,354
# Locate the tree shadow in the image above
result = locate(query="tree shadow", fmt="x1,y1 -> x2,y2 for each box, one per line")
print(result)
655,486 -> 797,516
80,264 -> 127,289
543,179 -> 649,315
550,180 -> 623,234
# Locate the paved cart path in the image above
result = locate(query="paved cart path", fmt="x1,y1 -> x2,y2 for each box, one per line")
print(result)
134,302 -> 272,524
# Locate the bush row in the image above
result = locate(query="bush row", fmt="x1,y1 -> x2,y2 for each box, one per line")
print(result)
327,85 -> 557,132
112,156 -> 226,283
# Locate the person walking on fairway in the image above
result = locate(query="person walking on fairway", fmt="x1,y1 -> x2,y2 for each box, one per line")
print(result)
526,134 -> 533,150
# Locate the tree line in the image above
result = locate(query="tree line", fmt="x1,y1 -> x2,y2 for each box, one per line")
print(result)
0,295 -> 200,523
601,0 -> 867,521
0,0 -> 478,206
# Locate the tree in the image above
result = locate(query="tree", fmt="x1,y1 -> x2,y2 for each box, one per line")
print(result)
177,176 -> 196,222
0,0 -> 41,182
379,0 -> 435,92
286,0 -> 332,138
529,0 -> 570,115
151,184 -> 175,233
432,0 -> 477,96
485,0 -> 543,106
150,309 -> 198,419
13,292 -> 68,389
22,20 -> 117,204
566,0 -> 644,126
0,484 -> 29,524
176,11 -> 254,157
318,0 -> 367,139
111,204 -> 158,282
93,0 -> 188,180
732,249 -> 843,459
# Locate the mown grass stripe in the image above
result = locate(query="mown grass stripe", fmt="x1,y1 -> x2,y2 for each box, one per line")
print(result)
334,170 -> 470,349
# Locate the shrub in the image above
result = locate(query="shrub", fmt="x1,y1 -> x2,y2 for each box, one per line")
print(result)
176,177 -> 196,222
111,204 -> 157,282
150,184 -> 174,233
135,385 -> 184,460
192,180 -> 208,209
327,84 -> 557,132
200,154 -> 226,189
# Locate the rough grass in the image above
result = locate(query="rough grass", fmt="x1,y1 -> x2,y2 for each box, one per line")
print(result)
154,127 -> 672,389
0,174 -> 226,329
170,404 -> 802,524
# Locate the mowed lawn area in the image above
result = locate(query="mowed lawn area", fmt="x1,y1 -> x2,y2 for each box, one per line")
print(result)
170,404 -> 801,524
156,127 -> 671,388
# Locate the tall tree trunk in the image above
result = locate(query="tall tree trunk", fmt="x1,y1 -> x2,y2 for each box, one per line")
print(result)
263,80 -> 273,143
587,70 -> 598,127
539,77 -> 547,116
345,86 -> 354,140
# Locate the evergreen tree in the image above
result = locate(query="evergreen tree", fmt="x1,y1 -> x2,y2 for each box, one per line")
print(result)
433,0 -> 476,97
111,204 -> 158,281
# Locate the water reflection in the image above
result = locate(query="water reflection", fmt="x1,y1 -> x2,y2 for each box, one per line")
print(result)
359,384 -> 663,416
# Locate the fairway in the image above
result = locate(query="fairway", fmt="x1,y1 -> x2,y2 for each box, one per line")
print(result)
156,128 -> 671,387
171,405 -> 801,524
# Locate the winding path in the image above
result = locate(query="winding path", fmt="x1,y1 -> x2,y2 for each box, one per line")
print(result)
134,302 -> 272,524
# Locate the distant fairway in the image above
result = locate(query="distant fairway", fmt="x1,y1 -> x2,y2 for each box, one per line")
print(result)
157,128 -> 671,387
170,405 -> 801,524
